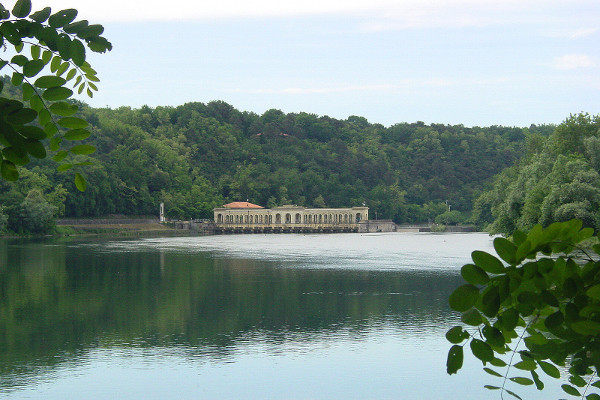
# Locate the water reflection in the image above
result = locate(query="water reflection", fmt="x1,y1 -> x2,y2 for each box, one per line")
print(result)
2,233 -> 523,399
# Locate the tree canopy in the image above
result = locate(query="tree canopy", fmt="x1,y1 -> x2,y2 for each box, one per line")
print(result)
473,113 -> 600,235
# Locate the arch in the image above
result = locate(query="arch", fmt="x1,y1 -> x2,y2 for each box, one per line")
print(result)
344,214 -> 348,223
356,213 -> 361,223
276,214 -> 281,224
285,213 -> 292,224
295,213 -> 301,223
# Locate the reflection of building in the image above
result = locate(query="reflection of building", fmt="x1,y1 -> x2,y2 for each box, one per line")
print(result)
213,202 -> 369,233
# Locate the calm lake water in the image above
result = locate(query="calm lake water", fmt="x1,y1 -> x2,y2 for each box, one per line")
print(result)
0,233 -> 567,399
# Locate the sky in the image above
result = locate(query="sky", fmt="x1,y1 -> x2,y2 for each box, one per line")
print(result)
7,0 -> 600,127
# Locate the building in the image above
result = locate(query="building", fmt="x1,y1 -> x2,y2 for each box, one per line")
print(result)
213,202 -> 369,233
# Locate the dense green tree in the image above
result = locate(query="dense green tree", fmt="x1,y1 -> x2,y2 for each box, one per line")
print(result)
0,205 -> 7,232
476,113 -> 600,234
19,188 -> 55,233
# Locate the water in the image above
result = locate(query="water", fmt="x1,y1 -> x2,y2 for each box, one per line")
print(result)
0,233 -> 567,399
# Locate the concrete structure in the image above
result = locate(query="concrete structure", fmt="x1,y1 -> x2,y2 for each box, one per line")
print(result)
214,202 -> 369,233
358,219 -> 397,233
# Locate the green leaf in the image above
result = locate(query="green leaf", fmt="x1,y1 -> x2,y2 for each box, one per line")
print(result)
18,126 -> 46,140
531,370 -> 544,391
64,129 -> 90,141
71,39 -> 86,66
57,34 -> 71,60
87,36 -> 112,53
56,61 -> 69,76
57,163 -> 72,172
30,45 -> 40,60
461,308 -> 482,326
446,326 -> 469,344
70,144 -> 95,155
0,160 -> 18,181
514,360 -> 536,371
482,325 -> 504,347
11,72 -> 24,86
57,117 -> 88,129
569,375 -> 587,387
22,83 -> 34,101
587,284 -> 600,300
470,339 -> 493,362
50,56 -> 61,72
483,367 -> 502,377
43,86 -> 73,101
49,102 -> 78,116
49,136 -> 62,151
570,320 -> 600,336
12,0 -> 32,18
484,385 -> 501,390
74,172 -> 87,192
562,384 -> 581,396
23,59 -> 45,77
38,109 -> 51,128
490,357 -> 507,367
52,150 -> 68,161
63,20 -> 88,34
509,377 -> 534,386
3,147 -> 29,165
48,9 -> 77,28
461,264 -> 489,285
65,68 -> 77,81
6,107 -> 37,124
587,394 -> 600,400
0,22 -> 22,45
472,251 -> 504,274
449,284 -> 480,312
494,237 -> 517,264
24,139 -> 46,158
79,24 -> 104,38
30,6 -> 51,22
544,311 -> 564,329
480,285 -> 500,317
35,75 -> 66,88
446,345 -> 463,375
500,308 -> 519,331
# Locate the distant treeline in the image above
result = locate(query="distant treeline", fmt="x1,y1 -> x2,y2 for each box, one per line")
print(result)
1,75 -> 575,234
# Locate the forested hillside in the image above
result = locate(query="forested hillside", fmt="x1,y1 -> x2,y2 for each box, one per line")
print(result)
0,75 -> 557,233
473,112 -> 600,234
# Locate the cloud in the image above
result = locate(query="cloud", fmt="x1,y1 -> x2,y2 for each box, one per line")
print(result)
32,0 -> 599,29
553,54 -> 596,70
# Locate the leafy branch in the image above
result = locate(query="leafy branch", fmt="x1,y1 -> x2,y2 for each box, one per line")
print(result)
446,219 -> 600,399
0,0 -> 111,190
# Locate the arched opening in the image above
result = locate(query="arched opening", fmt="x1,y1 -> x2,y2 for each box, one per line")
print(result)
285,213 -> 292,224
344,214 -> 348,223
295,213 -> 301,223
276,214 -> 281,224
217,214 -> 223,223
356,213 -> 361,223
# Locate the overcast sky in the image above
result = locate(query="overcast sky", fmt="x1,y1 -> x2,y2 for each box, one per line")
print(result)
11,0 -> 599,126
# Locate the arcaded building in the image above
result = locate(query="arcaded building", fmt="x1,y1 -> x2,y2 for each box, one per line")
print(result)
213,202 -> 369,233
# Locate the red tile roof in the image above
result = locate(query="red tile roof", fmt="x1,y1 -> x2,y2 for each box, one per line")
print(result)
223,202 -> 264,209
